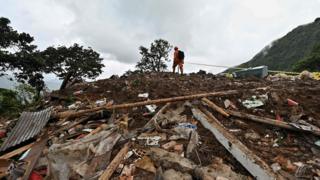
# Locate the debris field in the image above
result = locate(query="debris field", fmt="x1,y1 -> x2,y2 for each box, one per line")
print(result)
0,72 -> 319,179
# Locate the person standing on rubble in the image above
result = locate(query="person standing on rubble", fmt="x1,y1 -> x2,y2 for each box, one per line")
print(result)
173,46 -> 185,74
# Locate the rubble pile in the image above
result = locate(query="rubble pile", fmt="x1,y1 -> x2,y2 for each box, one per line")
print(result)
0,72 -> 319,179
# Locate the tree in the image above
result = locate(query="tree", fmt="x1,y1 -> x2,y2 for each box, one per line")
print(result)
0,17 -> 45,94
136,39 -> 172,72
42,43 -> 104,90
15,83 -> 37,105
0,88 -> 21,117
293,44 -> 320,72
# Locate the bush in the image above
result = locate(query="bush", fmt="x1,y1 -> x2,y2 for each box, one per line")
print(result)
0,88 -> 22,117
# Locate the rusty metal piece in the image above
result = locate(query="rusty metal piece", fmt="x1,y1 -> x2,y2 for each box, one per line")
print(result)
192,107 -> 282,180
0,107 -> 52,152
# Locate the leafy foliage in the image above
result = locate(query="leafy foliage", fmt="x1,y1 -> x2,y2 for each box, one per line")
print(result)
0,88 -> 21,117
0,17 -> 45,93
136,39 -> 172,72
0,84 -> 38,117
15,83 -> 37,105
42,43 -> 104,90
240,18 -> 320,71
293,44 -> 320,72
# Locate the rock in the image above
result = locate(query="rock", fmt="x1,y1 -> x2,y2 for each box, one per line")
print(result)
109,75 -> 119,79
244,131 -> 261,141
162,169 -> 192,180
197,70 -> 207,75
162,141 -> 177,150
194,157 -> 248,179
216,176 -> 230,180
174,144 -> 184,153
299,71 -> 313,80
234,119 -> 248,129
135,156 -> 156,173
270,92 -> 281,104
147,147 -> 196,172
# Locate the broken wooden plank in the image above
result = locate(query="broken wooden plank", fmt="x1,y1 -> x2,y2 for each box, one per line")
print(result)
58,90 -> 242,118
22,136 -> 48,180
0,142 -> 34,159
192,107 -> 282,180
143,103 -> 174,134
226,110 -> 320,136
201,97 -> 230,117
99,142 -> 130,180
0,159 -> 11,178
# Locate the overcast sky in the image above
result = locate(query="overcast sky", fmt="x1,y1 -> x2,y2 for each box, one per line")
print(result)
1,0 -> 320,82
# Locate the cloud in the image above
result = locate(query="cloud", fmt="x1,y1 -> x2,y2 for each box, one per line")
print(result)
1,0 -> 320,76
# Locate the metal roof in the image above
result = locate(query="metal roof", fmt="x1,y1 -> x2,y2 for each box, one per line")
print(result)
0,107 -> 52,152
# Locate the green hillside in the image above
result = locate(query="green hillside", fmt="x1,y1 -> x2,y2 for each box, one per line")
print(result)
240,18 -> 320,71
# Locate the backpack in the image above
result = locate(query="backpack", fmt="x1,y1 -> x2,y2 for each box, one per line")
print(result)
178,50 -> 185,60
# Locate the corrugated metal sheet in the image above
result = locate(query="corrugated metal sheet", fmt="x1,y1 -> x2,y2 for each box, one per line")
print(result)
0,107 -> 52,152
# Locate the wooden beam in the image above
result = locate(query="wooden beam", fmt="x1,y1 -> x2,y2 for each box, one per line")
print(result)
192,107 -> 282,180
99,142 -> 130,180
226,110 -> 320,136
0,142 -> 34,159
58,90 -> 241,119
22,136 -> 48,180
201,97 -> 230,117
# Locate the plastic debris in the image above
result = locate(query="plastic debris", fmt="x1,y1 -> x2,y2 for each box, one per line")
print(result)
73,90 -> 83,95
315,140 -> 320,147
47,130 -> 120,179
146,104 -> 157,113
224,99 -> 237,109
287,98 -> 299,106
271,163 -> 281,172
138,93 -> 149,98
68,101 -> 82,110
312,72 -> 320,80
95,98 -> 107,107
138,132 -> 166,146
242,99 -> 264,109
170,123 -> 197,140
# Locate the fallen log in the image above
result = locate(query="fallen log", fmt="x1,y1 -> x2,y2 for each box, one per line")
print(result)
99,142 -> 130,180
58,90 -> 242,119
201,97 -> 230,117
226,110 -> 320,136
